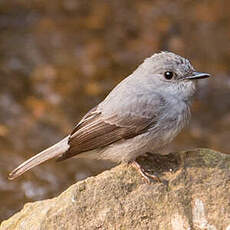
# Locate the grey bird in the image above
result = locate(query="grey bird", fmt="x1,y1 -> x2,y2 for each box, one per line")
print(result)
8,51 -> 211,181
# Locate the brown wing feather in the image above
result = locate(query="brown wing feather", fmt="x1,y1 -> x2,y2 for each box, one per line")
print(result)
57,109 -> 154,161
57,92 -> 163,161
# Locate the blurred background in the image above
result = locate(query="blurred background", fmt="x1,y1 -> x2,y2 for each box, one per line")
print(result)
0,0 -> 230,222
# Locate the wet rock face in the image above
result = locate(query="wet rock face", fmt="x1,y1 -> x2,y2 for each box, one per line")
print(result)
1,148 -> 230,230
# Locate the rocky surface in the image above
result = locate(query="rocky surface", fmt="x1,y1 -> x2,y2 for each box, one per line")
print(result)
1,148 -> 230,230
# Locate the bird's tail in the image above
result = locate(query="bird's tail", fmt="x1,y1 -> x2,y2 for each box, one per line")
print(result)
8,136 -> 70,180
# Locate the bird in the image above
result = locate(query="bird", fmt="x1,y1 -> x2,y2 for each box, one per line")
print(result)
8,51 -> 211,182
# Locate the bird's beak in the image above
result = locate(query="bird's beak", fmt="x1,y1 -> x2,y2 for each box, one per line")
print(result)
186,72 -> 211,80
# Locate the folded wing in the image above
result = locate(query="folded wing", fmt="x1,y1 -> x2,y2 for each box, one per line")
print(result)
58,93 -> 164,161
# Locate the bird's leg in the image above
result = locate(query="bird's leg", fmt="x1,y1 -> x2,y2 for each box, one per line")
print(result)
131,161 -> 161,183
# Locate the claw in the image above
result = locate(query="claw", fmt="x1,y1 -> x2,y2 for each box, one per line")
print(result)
131,161 -> 161,183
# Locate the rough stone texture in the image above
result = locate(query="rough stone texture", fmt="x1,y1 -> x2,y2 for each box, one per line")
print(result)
1,148 -> 230,230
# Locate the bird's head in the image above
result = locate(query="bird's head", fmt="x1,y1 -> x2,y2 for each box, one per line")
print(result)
138,51 -> 211,101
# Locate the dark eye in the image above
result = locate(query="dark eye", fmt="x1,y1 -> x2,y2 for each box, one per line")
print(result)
164,71 -> 175,80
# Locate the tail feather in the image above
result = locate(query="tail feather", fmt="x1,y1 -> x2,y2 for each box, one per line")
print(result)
8,136 -> 70,180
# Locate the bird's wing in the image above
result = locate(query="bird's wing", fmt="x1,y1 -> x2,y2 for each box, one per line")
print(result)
57,93 -> 164,161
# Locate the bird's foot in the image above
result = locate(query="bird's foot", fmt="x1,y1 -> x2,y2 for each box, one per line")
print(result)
131,161 -> 161,184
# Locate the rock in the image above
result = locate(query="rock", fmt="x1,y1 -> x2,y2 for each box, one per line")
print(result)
1,148 -> 230,230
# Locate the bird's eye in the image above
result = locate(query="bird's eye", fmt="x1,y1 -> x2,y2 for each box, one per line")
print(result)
164,71 -> 175,80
